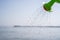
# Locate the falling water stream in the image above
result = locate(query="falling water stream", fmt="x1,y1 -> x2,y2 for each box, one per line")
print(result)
30,2 -> 51,26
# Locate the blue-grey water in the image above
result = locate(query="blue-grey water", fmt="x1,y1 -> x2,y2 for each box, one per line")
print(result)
0,26 -> 60,40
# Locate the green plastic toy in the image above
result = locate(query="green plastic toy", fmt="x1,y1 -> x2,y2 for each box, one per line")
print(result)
43,0 -> 60,12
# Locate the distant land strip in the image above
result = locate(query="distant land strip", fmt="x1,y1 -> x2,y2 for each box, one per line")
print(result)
14,25 -> 60,28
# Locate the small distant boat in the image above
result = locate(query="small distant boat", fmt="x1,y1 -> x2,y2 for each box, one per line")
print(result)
14,25 -> 21,27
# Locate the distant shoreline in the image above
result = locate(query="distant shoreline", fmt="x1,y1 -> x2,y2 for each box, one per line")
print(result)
14,25 -> 60,28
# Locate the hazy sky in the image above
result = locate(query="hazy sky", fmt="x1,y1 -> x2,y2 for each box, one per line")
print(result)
0,0 -> 60,26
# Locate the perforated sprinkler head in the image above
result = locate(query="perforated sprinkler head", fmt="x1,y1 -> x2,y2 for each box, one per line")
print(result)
43,0 -> 60,12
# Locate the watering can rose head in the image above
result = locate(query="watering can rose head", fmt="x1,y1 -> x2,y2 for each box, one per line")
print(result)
43,0 -> 60,12
43,3 -> 51,12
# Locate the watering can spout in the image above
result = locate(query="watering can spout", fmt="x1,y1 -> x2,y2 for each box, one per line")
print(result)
43,0 -> 60,12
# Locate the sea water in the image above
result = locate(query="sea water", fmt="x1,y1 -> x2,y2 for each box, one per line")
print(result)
0,26 -> 60,40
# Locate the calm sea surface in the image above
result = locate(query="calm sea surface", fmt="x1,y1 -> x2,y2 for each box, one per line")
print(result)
0,26 -> 60,40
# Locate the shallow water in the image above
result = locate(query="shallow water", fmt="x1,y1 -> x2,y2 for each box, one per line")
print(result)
0,26 -> 60,40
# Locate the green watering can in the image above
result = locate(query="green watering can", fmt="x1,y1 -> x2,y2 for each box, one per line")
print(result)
43,0 -> 60,12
